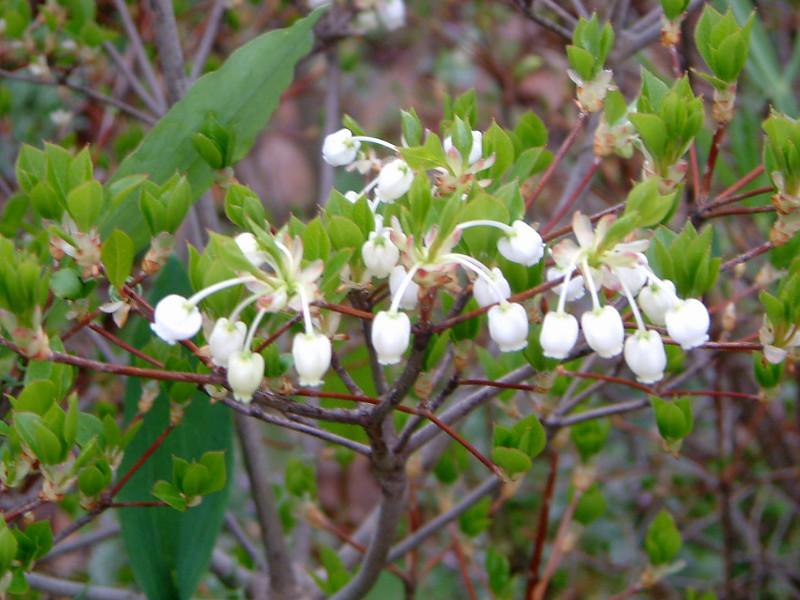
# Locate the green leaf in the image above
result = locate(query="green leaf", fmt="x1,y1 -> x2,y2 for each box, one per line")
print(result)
645,509 -> 682,565
325,215 -> 364,250
102,10 -> 322,250
119,256 -> 233,600
574,484 -> 606,524
101,229 -> 134,289
224,183 -> 266,229
485,547 -> 511,595
30,180 -> 63,220
491,446 -> 532,478
11,380 -> 57,415
152,481 -> 188,511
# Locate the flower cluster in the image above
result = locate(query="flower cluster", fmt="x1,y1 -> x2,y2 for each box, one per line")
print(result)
149,231 -> 330,402
322,126 -> 545,364
540,213 -> 710,383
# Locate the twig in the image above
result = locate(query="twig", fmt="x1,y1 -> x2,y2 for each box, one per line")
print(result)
701,185 -> 773,213
225,512 -> 268,574
525,111 -> 589,211
147,0 -> 188,105
449,524 -> 479,600
88,323 -> 164,367
525,450 -> 559,599
539,157 -> 601,236
0,69 -> 157,124
720,242 -> 774,273
109,422 -> 177,497
235,414 -> 298,595
387,476 -> 502,562
110,0 -> 167,113
700,123 -> 728,202
102,41 -> 164,115
713,164 -> 766,204
190,0 -> 227,82
531,487 -> 583,600
26,572 -> 145,600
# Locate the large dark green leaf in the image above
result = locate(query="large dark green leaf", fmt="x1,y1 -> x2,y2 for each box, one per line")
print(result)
102,10 -> 323,249
118,256 -> 233,600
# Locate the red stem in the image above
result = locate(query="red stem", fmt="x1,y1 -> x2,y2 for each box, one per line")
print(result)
89,323 -> 164,367
539,158 -> 601,237
524,451 -> 559,600
525,111 -> 589,211
109,423 -> 176,497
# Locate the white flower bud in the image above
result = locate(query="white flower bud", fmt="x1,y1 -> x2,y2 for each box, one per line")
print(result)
624,330 -> 667,383
473,267 -> 511,308
372,310 -> 411,365
322,128 -> 360,166
488,302 -> 529,352
637,279 -> 679,326
581,305 -> 624,358
292,332 -> 332,387
151,294 -> 202,345
540,311 -> 579,359
235,233 -> 268,268
546,266 -> 585,301
665,298 -> 710,350
208,318 -> 247,367
376,0 -> 406,30
362,230 -> 400,278
375,159 -> 414,203
443,130 -> 483,165
497,221 -> 544,267
227,350 -> 264,403
389,266 -> 419,310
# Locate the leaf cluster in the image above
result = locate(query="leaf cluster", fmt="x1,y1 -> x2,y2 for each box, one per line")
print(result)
566,14 -> 615,81
694,6 -> 754,89
647,222 -> 720,299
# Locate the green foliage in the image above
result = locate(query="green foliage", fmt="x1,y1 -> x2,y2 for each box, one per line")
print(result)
101,229 -> 134,289
311,546 -> 353,595
285,456 -> 316,498
574,484 -> 606,525
570,417 -> 610,463
485,547 -> 512,598
647,223 -> 720,298
753,353 -> 783,388
459,496 -> 492,537
567,14 -> 615,81
694,6 -> 754,89
660,0 -> 690,21
630,72 -> 703,175
191,112 -> 237,170
153,451 -> 227,510
645,509 -> 682,565
652,396 -> 693,443
763,112 -> 800,196
101,10 -> 321,250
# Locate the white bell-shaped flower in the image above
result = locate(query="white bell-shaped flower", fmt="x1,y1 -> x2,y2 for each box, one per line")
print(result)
375,0 -> 406,30
546,266 -> 585,302
372,310 -> 411,365
235,233 -> 268,268
637,279 -> 679,326
473,267 -> 511,308
151,294 -> 202,345
209,318 -> 247,367
362,230 -> 400,278
443,130 -> 483,165
497,221 -> 544,267
322,128 -> 360,166
227,350 -> 265,403
389,266 -> 419,310
540,311 -> 579,359
665,298 -> 710,350
608,262 -> 649,296
581,305 -> 624,358
375,160 -> 414,203
624,329 -> 667,383
292,332 -> 332,387
488,302 -> 529,352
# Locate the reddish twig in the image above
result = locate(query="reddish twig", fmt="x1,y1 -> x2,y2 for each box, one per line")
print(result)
525,450 -> 559,599
449,524 -> 479,600
108,423 -> 177,497
89,323 -> 164,367
539,158 -> 601,237
525,111 -> 589,211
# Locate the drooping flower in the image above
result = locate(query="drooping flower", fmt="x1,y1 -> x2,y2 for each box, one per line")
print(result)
540,311 -> 579,359
375,159 -> 414,203
208,318 -> 247,367
292,332 -> 332,387
637,279 -> 679,326
371,310 -> 411,365
389,266 -> 419,310
322,128 -> 360,166
624,329 -> 667,383
497,221 -> 544,266
472,267 -> 511,308
362,228 -> 400,278
665,298 -> 710,350
581,305 -> 625,358
151,294 -> 203,345
227,350 -> 265,403
488,302 -> 529,352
